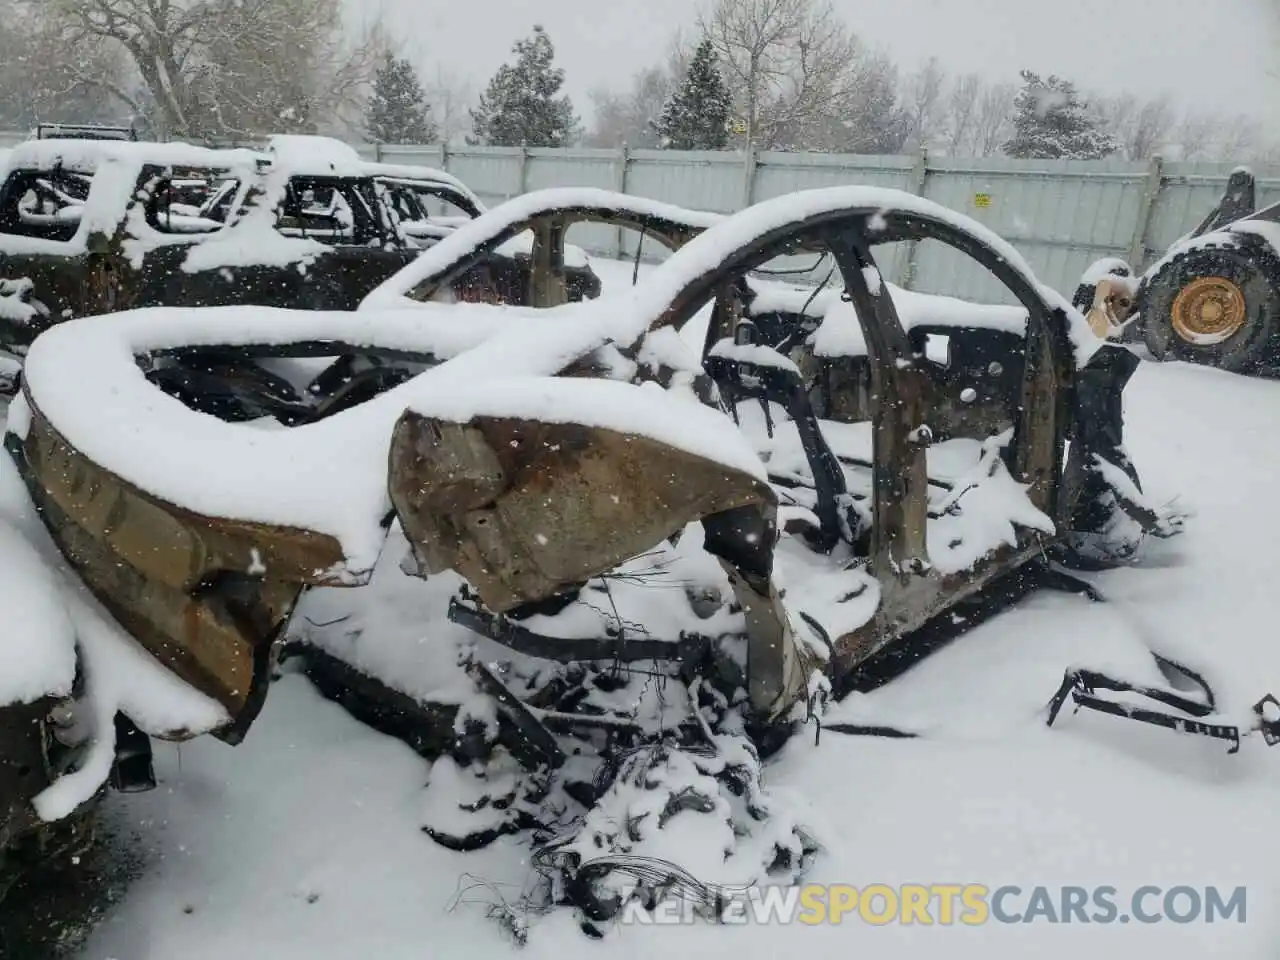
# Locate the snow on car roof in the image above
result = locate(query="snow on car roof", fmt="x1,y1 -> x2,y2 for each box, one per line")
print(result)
0,140 -> 267,258
365,184 -> 1098,364
264,135 -> 367,177
3,138 -> 265,175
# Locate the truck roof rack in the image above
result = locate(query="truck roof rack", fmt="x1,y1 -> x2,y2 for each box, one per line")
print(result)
35,123 -> 139,142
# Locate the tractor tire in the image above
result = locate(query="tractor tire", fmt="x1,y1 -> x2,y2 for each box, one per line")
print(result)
1139,242 -> 1280,374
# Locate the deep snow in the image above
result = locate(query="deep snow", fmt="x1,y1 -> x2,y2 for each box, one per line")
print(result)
54,261 -> 1280,959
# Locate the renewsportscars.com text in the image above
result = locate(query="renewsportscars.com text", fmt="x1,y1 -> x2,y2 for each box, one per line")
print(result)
618,883 -> 1248,926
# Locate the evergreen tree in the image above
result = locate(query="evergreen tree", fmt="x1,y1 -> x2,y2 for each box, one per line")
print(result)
1002,70 -> 1116,160
655,38 -> 731,150
469,25 -> 580,147
366,53 -> 437,144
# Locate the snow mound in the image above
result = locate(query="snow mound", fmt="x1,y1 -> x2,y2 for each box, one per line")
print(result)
265,135 -> 365,177
1081,256 -> 1133,284
0,517 -> 77,707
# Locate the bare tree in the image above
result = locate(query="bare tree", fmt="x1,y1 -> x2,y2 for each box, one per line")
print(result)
1093,92 -> 1174,160
1128,97 -> 1175,160
971,81 -> 1016,157
0,0 -> 131,128
823,48 -> 908,154
941,72 -> 981,156
900,57 -> 946,151
29,0 -> 388,140
698,0 -> 859,150
425,67 -> 475,145
1092,93 -> 1136,147
585,68 -> 673,148
1215,114 -> 1261,160
1173,109 -> 1216,161
584,30 -> 698,148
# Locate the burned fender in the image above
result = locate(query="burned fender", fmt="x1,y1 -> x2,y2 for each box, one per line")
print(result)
8,398 -> 349,742
387,404 -> 821,721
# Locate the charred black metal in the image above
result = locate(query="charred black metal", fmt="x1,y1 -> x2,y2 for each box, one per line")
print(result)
1044,665 -> 1278,755
448,593 -> 713,665
704,337 -> 861,554
108,714 -> 156,794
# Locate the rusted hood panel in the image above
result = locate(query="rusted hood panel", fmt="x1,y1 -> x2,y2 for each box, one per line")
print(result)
388,410 -> 776,613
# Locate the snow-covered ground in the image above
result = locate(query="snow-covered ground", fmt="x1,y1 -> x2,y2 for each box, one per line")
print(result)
58,258 -> 1280,959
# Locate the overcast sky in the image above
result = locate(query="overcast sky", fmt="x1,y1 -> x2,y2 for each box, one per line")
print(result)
359,0 -> 1280,136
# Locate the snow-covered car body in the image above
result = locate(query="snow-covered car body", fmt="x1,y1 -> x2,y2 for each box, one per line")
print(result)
2,185 -> 1199,918
0,138 -> 421,352
365,162 -> 602,301
365,186 -> 1041,440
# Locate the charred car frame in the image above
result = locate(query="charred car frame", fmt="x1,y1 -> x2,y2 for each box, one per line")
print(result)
0,186 -> 1242,930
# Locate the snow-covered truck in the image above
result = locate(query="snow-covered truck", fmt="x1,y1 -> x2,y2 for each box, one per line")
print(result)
0,137 -> 423,353
5,185 -> 1263,931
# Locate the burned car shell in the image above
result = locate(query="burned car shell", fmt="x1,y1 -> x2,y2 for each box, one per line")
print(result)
362,187 -> 1029,443
361,186 -> 721,311
1,186 -> 1197,916
0,140 -> 419,350
10,186 -> 1126,732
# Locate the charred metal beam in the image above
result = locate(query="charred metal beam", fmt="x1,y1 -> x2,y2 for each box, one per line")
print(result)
447,595 -> 711,665
1046,667 -> 1248,753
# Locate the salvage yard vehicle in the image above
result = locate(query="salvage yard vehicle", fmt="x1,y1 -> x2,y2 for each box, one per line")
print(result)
5,185 -> 1260,931
1133,167 -> 1280,374
0,137 -> 421,354
1071,168 -> 1280,375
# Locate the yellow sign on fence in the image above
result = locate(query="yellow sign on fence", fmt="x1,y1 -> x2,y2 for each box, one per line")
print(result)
973,192 -> 993,208
729,118 -> 748,135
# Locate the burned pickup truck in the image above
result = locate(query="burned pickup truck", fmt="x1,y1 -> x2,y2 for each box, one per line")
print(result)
0,138 -> 421,353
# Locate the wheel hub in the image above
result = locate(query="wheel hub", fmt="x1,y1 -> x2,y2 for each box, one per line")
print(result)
1170,276 -> 1247,345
